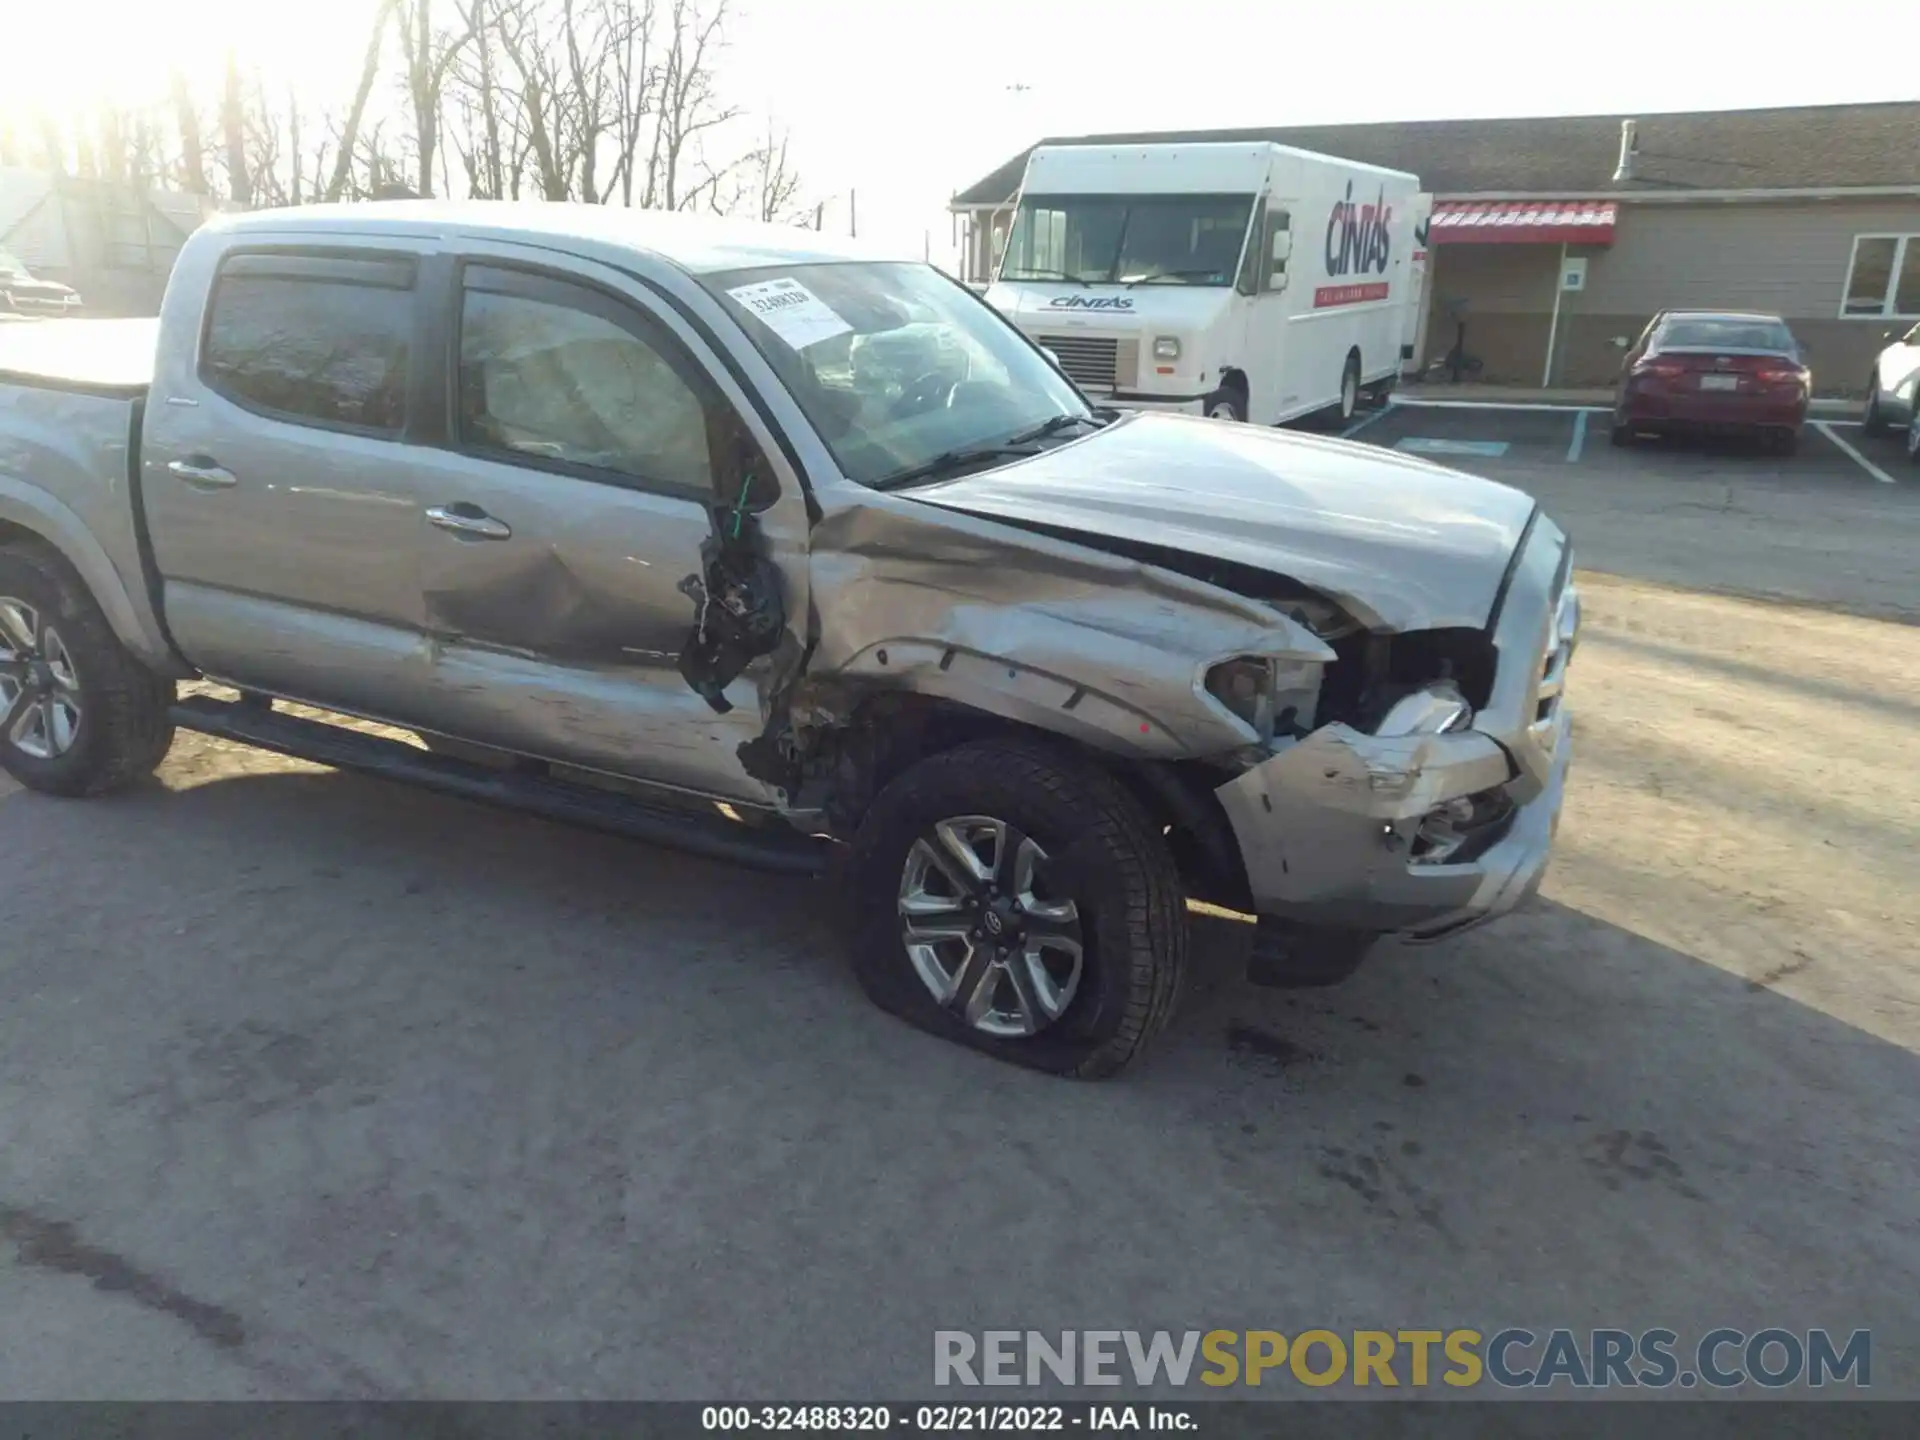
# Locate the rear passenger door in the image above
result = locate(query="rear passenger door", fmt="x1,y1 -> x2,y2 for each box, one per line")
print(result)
141,247 -> 441,719
397,256 -> 805,803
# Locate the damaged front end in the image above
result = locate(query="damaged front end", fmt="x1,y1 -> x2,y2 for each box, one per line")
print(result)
674,452 -> 1577,950
1216,514 -> 1579,940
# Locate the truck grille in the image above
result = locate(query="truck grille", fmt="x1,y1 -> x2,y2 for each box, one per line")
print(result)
1036,334 -> 1136,391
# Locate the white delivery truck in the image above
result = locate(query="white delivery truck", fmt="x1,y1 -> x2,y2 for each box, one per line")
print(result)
987,142 -> 1422,426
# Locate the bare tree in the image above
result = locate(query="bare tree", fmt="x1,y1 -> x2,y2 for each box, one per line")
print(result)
326,0 -> 402,203
647,0 -> 740,210
606,0 -> 655,205
169,70 -> 211,196
397,0 -> 481,196
222,51 -> 253,205
745,120 -> 802,223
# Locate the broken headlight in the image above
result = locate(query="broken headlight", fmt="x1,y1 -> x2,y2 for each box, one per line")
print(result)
1205,657 -> 1277,740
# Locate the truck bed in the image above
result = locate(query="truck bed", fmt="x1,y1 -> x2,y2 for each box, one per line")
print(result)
0,317 -> 158,396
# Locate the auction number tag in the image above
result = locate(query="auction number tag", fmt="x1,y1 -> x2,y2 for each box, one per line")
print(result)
727,277 -> 852,351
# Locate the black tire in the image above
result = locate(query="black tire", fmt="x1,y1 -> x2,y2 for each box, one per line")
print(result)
1203,388 -> 1246,422
0,541 -> 173,797
1862,383 -> 1887,436
1609,421 -> 1633,448
844,738 -> 1187,1079
1907,412 -> 1920,465
1764,428 -> 1799,457
1322,352 -> 1362,429
1245,919 -> 1379,988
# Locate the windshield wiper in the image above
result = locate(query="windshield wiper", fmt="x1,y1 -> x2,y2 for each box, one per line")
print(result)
1000,268 -> 1092,286
1122,269 -> 1228,288
870,414 -> 1104,492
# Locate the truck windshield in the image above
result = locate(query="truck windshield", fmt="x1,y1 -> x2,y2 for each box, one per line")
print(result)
704,260 -> 1092,489
1001,194 -> 1254,287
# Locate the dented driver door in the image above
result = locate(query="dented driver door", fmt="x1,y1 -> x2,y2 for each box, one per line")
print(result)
402,250 -> 811,804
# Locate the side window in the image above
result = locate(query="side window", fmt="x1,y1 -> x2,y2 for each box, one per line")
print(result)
457,272 -> 772,505
202,257 -> 413,434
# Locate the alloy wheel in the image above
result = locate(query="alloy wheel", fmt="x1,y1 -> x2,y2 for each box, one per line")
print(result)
897,815 -> 1085,1038
0,596 -> 84,760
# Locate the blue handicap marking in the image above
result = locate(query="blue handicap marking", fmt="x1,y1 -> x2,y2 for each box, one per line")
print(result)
1395,438 -> 1512,457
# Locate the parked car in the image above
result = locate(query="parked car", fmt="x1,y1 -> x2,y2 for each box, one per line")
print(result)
1610,310 -> 1810,454
0,203 -> 1577,1079
0,248 -> 83,317
1860,321 -> 1920,462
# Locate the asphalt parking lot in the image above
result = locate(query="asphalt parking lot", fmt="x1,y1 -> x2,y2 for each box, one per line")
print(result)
1,403 -> 1917,1404
1347,401 -> 1920,622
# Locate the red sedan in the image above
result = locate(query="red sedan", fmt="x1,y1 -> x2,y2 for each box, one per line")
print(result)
1611,311 -> 1811,455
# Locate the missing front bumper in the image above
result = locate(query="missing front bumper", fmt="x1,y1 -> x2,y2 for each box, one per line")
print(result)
1213,707 -> 1572,939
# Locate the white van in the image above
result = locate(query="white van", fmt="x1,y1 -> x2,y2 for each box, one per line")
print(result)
986,142 -> 1422,427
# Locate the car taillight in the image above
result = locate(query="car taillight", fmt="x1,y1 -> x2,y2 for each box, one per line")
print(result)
1756,366 -> 1806,385
1635,360 -> 1688,380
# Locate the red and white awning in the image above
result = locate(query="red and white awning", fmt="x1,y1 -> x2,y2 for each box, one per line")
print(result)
1428,201 -> 1618,246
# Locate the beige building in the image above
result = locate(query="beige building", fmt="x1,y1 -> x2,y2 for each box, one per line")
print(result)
950,102 -> 1920,396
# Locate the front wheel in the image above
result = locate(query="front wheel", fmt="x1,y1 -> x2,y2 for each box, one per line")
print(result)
845,738 -> 1187,1078
0,542 -> 174,796
1906,409 -> 1920,464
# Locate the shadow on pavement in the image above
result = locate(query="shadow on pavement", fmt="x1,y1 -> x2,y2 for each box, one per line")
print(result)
0,759 -> 1914,1397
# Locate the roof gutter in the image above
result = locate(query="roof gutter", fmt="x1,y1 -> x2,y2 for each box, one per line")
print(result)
1437,185 -> 1920,203
957,184 -> 1920,211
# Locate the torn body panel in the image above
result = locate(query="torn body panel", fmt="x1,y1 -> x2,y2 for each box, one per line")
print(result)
796,492 -> 1335,762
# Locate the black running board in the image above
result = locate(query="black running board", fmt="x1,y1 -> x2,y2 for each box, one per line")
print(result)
169,694 -> 830,877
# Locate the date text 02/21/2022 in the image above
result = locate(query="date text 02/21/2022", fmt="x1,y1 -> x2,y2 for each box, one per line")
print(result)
700,1405 -> 1193,1432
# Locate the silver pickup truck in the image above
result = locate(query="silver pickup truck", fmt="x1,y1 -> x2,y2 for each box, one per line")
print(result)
0,203 -> 1577,1078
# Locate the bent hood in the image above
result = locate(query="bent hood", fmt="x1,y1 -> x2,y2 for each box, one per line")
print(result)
909,412 -> 1538,632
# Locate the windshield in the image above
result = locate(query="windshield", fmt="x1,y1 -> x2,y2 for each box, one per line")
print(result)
1001,193 -> 1254,286
705,260 -> 1090,488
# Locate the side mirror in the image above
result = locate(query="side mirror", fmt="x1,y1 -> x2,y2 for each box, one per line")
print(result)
1039,345 -> 1066,372
1270,231 -> 1293,265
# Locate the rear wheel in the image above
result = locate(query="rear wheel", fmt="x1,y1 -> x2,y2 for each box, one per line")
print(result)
845,738 -> 1187,1078
0,542 -> 173,797
1331,353 -> 1362,427
1765,427 -> 1800,457
1609,421 -> 1634,447
1906,408 -> 1920,464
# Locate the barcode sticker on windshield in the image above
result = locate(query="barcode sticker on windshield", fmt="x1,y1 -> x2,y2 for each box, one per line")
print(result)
726,277 -> 852,351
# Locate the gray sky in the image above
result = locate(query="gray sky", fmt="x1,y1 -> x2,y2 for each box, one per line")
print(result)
15,0 -> 1915,267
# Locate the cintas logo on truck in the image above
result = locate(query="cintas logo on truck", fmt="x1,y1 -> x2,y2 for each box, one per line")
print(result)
1315,180 -> 1394,310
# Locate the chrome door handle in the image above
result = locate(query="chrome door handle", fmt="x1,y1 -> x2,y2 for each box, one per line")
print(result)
426,505 -> 512,540
166,458 -> 237,489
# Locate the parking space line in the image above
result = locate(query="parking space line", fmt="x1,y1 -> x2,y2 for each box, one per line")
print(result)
1340,407 -> 1392,440
1394,399 -> 1611,412
1813,421 -> 1899,485
1566,410 -> 1589,463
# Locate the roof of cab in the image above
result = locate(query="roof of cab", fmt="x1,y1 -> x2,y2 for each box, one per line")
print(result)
204,200 -> 903,276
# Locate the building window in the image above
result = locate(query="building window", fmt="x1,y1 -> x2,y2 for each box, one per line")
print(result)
1842,235 -> 1920,318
